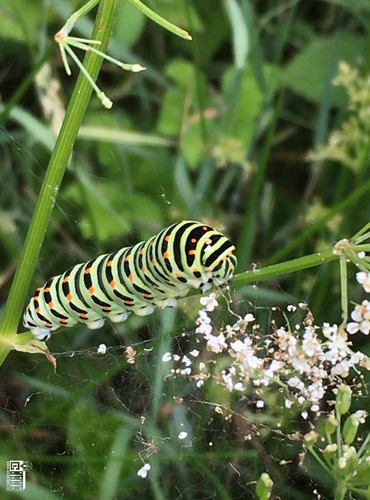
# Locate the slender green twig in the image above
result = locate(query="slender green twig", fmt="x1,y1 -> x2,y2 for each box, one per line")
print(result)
127,0 -> 192,40
0,0 -> 119,366
339,257 -> 348,325
232,248 -> 336,287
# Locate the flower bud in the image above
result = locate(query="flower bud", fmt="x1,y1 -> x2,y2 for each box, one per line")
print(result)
256,472 -> 273,500
343,414 -> 359,445
338,446 -> 358,475
336,385 -> 352,415
325,414 -> 339,435
323,443 -> 337,460
304,431 -> 318,449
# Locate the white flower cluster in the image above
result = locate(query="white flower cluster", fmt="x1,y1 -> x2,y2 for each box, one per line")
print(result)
346,273 -> 370,334
162,294 -> 370,416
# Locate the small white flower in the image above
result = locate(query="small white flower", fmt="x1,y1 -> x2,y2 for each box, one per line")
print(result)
256,400 -> 264,408
178,431 -> 188,440
347,319 -> 370,335
182,355 -> 192,367
287,376 -> 303,389
307,381 -> 325,402
350,351 -> 365,364
97,344 -> 107,354
322,322 -> 338,337
346,322 -> 360,335
351,300 -> 370,321
137,463 -> 151,478
162,352 -> 172,362
331,360 -> 350,377
233,314 -> 255,331
234,382 -> 245,391
196,310 -> 212,335
225,324 -> 235,338
354,410 -> 367,423
200,293 -> 219,311
302,327 -> 321,357
189,349 -> 200,357
356,272 -> 370,293
287,304 -> 296,312
206,333 -> 227,353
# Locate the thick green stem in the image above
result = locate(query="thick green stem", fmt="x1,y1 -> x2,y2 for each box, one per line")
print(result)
0,0 -> 119,365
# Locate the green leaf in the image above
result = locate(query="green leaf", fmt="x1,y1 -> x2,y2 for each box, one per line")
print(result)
0,0 -> 41,46
181,120 -> 209,168
157,59 -> 209,137
221,66 -> 264,146
65,176 -> 163,244
283,32 -> 366,105
149,0 -> 203,32
224,0 -> 249,68
113,1 -> 145,49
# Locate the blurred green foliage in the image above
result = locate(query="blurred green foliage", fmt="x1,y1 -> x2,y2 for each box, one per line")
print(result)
1,0 -> 370,498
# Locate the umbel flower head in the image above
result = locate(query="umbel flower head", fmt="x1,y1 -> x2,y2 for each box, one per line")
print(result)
163,292 -> 370,417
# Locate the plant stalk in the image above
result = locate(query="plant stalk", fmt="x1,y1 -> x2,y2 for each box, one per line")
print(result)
0,0 -> 119,366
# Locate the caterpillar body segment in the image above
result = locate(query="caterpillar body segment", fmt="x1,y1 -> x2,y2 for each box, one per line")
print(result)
23,221 -> 237,341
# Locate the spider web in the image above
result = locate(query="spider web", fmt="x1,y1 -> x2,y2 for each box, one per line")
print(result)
4,284 -> 366,500
0,297 -> 272,494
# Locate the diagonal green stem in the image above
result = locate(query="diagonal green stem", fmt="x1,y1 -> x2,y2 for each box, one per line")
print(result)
127,0 -> 192,39
232,248 -> 336,287
0,0 -> 119,365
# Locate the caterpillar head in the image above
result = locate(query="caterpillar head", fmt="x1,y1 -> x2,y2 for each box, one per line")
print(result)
201,234 -> 237,287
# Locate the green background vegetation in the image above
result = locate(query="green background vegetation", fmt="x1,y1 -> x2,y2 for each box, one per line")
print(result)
0,0 -> 370,498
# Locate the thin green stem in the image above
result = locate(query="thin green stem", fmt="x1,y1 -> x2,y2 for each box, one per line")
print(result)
351,243 -> 370,252
336,412 -> 342,457
308,448 -> 334,477
59,0 -> 100,36
339,257 -> 348,325
351,222 -> 370,242
232,248 -> 336,287
357,431 -> 370,457
127,0 -> 192,40
334,486 -> 347,500
0,0 -> 119,366
67,38 -> 145,72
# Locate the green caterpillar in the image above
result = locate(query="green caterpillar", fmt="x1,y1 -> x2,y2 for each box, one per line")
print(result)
23,220 -> 237,341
